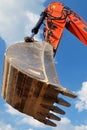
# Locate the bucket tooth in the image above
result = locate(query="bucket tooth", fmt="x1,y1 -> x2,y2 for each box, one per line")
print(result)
51,106 -> 65,115
47,113 -> 61,121
56,97 -> 71,107
41,104 -> 65,115
57,86 -> 77,98
45,119 -> 56,127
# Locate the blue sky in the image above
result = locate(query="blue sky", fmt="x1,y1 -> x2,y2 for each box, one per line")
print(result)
0,0 -> 87,130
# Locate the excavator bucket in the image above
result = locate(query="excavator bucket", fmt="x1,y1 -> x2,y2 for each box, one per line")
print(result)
2,41 -> 76,127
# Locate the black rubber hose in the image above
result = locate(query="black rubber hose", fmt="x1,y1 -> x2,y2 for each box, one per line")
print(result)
31,11 -> 47,34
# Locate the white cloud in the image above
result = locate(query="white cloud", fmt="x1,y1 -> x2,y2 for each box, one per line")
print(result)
0,0 -> 46,45
75,81 -> 87,112
58,117 -> 71,124
53,117 -> 87,130
53,117 -> 74,130
0,121 -> 15,130
27,129 -> 34,130
21,116 -> 46,128
5,103 -> 21,115
75,125 -> 87,130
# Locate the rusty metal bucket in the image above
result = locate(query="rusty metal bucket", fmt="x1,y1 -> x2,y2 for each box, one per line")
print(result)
1,41 -> 76,127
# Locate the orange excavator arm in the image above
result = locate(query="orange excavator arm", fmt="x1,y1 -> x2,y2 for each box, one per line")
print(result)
44,2 -> 87,49
30,2 -> 87,51
65,10 -> 87,45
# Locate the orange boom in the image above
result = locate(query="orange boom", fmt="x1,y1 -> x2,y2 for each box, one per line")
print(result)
44,2 -> 67,49
31,1 -> 87,53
